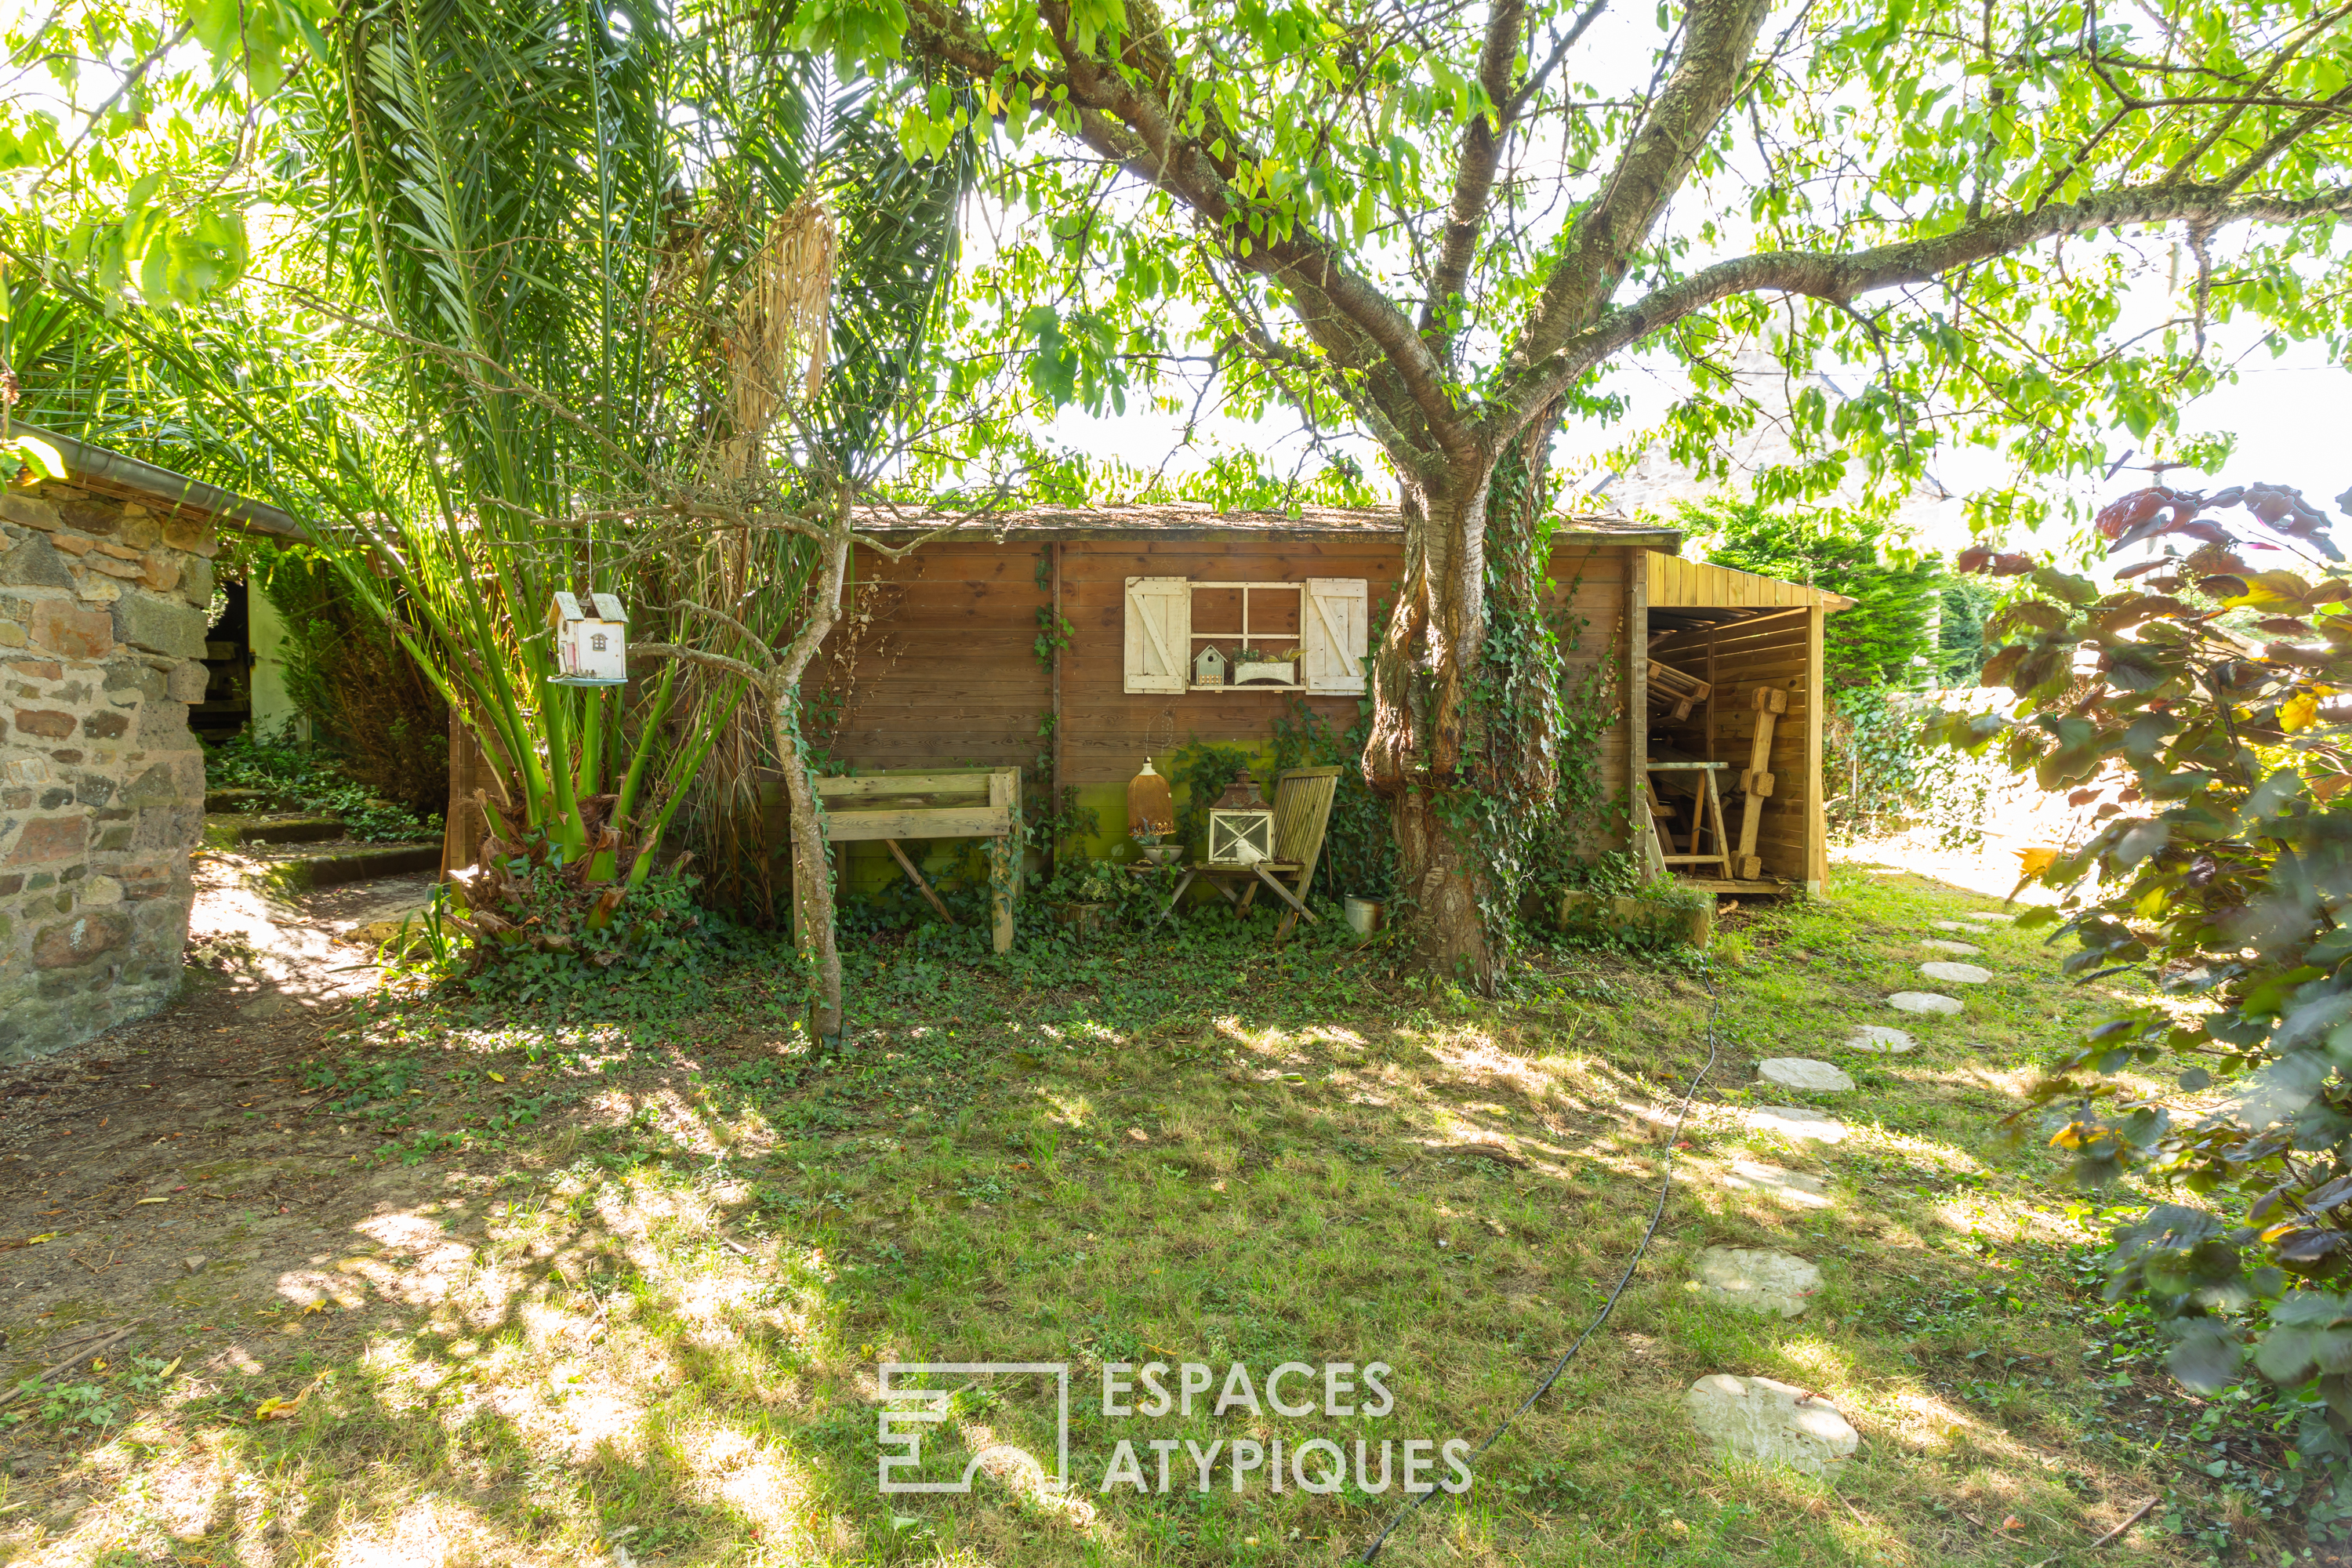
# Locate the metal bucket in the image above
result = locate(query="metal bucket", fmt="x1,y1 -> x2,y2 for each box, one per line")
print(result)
1344,897 -> 1386,935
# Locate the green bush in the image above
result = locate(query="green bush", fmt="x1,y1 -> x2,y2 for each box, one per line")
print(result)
1933,477 -> 2352,1531
1681,497 -> 1944,688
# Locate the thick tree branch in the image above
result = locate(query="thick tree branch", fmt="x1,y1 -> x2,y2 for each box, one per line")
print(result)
1505,180 -> 2352,415
1418,0 -> 1527,347
903,0 -> 1474,478
1512,0 -> 1773,368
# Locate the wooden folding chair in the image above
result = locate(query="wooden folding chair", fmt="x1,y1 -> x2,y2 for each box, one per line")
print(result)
1149,765 -> 1343,939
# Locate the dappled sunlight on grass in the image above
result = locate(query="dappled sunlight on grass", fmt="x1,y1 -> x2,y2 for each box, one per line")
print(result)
0,866 -> 2288,1566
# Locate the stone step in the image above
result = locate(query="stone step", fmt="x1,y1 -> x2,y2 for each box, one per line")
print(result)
204,787 -> 292,813
246,843 -> 442,896
204,813 -> 346,848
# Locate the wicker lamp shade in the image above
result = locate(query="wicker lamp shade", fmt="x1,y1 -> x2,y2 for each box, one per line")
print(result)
1127,759 -> 1175,837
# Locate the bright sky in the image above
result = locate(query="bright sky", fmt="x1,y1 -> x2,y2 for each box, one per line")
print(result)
1040,330 -> 2351,559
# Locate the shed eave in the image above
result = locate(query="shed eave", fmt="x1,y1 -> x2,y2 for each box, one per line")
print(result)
13,422 -> 309,540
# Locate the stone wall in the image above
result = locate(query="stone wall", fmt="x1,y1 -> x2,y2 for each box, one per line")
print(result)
0,478 -> 215,1063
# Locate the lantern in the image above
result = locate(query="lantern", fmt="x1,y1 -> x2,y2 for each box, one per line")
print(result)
550,591 -> 629,687
1127,758 -> 1174,839
1207,775 -> 1275,866
1192,644 -> 1227,687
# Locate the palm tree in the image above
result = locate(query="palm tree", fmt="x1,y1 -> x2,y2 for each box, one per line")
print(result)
302,0 -> 967,1006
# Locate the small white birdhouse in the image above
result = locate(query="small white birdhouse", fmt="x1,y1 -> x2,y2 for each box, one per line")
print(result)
1193,644 -> 1227,687
550,591 -> 630,687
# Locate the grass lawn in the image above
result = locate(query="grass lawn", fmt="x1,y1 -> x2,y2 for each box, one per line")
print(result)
0,864 -> 2307,1566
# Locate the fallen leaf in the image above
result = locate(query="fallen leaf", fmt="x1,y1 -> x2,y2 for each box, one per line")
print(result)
27,1233 -> 56,1244
136,1197 -> 170,1206
2000,1516 -> 2023,1531
254,1397 -> 296,1421
488,1072 -> 505,1083
91,1359 -> 107,1371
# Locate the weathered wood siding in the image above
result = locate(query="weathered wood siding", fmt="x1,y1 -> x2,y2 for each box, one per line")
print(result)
807,541 -> 1051,775
807,529 -> 1643,863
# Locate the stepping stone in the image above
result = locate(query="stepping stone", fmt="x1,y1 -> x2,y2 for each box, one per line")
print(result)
1959,911 -> 2006,923
1687,1374 -> 1860,1475
1717,1159 -> 1831,1208
1888,991 -> 1963,1014
1930,920 -> 1976,932
1757,1058 -> 1854,1092
1693,1247 -> 1824,1318
1842,1025 -> 1913,1054
1744,1105 -> 1847,1143
1921,938 -> 1980,955
1920,961 -> 1993,985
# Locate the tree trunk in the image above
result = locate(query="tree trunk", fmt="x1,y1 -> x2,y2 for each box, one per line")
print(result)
1360,405 -> 1567,991
770,503 -> 854,1042
768,682 -> 844,1039
1363,470 -> 1497,986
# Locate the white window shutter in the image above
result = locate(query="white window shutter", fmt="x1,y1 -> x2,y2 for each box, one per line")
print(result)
1123,576 -> 1189,693
1302,578 -> 1369,693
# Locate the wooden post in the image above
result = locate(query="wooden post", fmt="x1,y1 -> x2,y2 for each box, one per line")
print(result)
1731,686 -> 1787,881
989,769 -> 1018,953
1628,550 -> 1651,879
440,709 -> 486,879
1049,542 -> 1064,877
1806,605 -> 1828,895
1704,626 -> 1718,762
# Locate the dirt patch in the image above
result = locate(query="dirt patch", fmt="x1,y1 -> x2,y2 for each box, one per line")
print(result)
0,969 -> 450,1491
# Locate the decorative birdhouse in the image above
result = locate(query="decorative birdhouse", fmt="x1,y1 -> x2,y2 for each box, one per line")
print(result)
1193,643 -> 1227,687
550,591 -> 630,687
1207,775 -> 1275,866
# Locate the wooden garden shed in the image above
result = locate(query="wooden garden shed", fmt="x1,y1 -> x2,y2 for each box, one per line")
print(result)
800,504 -> 1842,902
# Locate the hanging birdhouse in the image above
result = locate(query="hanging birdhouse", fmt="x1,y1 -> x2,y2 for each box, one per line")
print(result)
549,591 -> 630,687
1193,643 -> 1227,687
1207,775 -> 1275,866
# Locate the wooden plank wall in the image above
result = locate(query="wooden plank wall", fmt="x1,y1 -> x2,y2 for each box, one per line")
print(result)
808,532 -> 1639,856
1647,552 -> 1826,611
1649,611 -> 1815,883
805,540 -> 1050,773
1547,543 -> 1633,815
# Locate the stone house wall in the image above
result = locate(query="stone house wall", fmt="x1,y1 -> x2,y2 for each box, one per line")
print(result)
0,477 -> 216,1064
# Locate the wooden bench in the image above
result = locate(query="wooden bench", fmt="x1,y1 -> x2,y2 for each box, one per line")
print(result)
766,768 -> 1022,953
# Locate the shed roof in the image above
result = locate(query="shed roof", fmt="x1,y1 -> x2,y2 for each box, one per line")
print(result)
851,500 -> 1682,548
1646,551 -> 1854,612
16,423 -> 307,540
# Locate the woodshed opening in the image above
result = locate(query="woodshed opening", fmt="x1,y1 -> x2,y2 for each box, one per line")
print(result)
1639,552 -> 1849,896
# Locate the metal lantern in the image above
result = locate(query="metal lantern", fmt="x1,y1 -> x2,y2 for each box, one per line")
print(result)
550,591 -> 629,687
1207,775 -> 1275,866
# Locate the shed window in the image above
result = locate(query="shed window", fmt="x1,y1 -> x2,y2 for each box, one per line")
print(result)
1122,575 -> 1368,695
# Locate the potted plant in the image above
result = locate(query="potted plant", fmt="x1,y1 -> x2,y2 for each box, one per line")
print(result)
1134,825 -> 1181,866
1231,645 -> 1300,686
